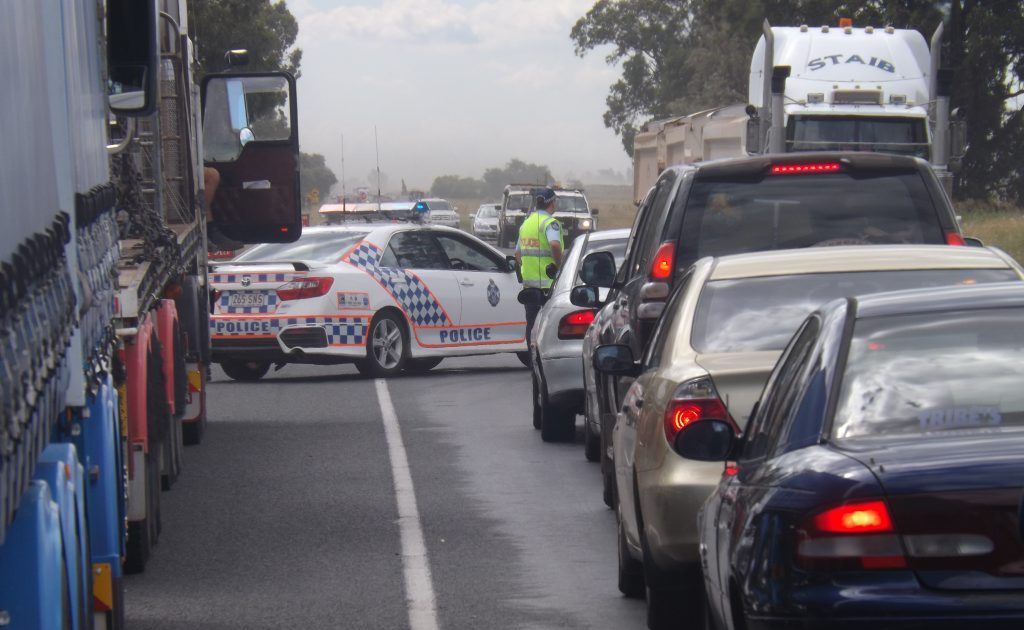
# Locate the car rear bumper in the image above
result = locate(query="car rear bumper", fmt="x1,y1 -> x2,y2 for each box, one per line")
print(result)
748,614 -> 1024,630
211,319 -> 367,364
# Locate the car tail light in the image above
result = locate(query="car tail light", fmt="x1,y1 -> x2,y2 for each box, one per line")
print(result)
797,499 -> 907,570
649,241 -> 675,281
276,277 -> 334,301
558,309 -> 595,339
770,162 -> 841,175
663,377 -> 736,446
945,231 -> 966,246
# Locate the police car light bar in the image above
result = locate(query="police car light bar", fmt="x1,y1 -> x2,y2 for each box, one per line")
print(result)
770,162 -> 841,175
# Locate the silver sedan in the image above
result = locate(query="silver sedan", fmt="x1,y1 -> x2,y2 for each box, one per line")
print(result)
529,229 -> 629,444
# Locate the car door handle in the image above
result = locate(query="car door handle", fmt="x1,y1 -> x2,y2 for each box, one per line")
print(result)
460,279 -> 475,287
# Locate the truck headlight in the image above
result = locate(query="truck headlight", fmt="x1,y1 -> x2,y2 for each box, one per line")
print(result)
580,219 -> 592,229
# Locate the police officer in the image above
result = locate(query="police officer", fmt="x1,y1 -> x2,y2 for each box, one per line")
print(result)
515,187 -> 564,342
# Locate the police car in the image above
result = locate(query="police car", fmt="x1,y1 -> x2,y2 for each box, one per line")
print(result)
210,225 -> 527,380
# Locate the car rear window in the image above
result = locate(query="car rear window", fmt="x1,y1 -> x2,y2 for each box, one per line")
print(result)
678,171 -> 945,268
691,269 -> 1018,353
234,231 -> 369,263
832,306 -> 1024,441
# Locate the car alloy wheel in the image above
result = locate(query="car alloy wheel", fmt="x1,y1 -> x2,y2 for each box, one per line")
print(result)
372,317 -> 403,369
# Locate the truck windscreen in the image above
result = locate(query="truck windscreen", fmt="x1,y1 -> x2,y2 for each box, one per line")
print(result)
787,116 -> 928,158
678,170 -> 945,268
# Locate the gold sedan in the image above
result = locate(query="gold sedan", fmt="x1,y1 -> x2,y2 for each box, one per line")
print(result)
592,244 -> 1024,630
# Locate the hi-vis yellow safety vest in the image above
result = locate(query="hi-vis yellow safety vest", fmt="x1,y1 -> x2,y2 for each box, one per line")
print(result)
518,212 -> 563,289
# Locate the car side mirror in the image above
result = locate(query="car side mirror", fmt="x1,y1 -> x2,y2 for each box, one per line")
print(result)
592,344 -> 639,377
518,288 -> 546,305
673,420 -> 737,462
579,251 -> 616,288
505,255 -> 517,273
469,213 -> 477,219
591,207 -> 600,216
570,286 -> 601,308
963,236 -> 984,247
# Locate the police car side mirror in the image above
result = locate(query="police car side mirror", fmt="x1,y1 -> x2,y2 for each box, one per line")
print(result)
505,255 -> 517,273
579,251 -> 616,288
570,286 -> 600,308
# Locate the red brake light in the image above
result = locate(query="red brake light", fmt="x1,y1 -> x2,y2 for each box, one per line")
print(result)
649,241 -> 675,280
662,377 -> 735,445
276,277 -> 334,301
770,162 -> 841,175
945,231 -> 966,246
557,309 -> 596,339
814,501 -> 894,534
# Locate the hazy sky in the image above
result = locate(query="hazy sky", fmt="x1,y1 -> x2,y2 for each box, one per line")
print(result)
286,0 -> 628,192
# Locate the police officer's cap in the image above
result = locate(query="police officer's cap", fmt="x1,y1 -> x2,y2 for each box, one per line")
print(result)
535,187 -> 556,206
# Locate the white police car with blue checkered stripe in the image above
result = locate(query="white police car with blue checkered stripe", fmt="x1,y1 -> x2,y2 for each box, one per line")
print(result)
210,225 -> 527,379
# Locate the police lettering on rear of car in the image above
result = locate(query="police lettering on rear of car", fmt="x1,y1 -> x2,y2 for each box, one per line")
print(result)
690,282 -> 1024,630
209,221 -> 525,380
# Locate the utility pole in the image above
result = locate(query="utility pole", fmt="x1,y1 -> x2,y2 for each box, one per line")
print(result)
340,133 -> 346,211
374,126 -> 382,212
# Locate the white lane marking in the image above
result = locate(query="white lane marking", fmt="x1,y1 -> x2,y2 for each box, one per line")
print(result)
375,378 -> 440,630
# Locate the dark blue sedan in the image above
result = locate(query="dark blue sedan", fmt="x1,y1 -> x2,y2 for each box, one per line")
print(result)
680,282 -> 1024,629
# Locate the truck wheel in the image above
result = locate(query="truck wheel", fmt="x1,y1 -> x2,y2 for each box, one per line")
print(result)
404,357 -> 443,373
220,359 -> 271,382
124,455 -> 153,574
360,311 -> 408,377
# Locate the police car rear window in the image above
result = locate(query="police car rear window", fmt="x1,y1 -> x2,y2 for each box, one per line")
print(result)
678,171 -> 945,268
832,307 -> 1024,441
234,231 -> 369,264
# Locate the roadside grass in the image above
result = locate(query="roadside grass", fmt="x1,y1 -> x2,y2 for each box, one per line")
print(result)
959,201 -> 1024,263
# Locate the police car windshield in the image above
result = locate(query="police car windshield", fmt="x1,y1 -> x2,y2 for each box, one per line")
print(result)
234,231 -> 370,264
555,196 -> 588,212
832,307 -> 1024,442
691,269 -> 1019,354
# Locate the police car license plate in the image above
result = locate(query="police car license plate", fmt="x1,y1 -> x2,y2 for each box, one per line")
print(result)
228,293 -> 267,308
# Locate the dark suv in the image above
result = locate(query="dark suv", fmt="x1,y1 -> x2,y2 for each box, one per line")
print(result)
576,152 -> 968,507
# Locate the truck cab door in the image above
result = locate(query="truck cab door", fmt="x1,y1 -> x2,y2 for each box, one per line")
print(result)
201,72 -> 300,243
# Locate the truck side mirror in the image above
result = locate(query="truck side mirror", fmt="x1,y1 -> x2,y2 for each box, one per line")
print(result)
202,72 -> 301,244
745,116 -> 762,154
106,0 -> 159,115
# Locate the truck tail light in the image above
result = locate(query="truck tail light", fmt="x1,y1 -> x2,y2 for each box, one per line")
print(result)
276,277 -> 334,301
797,499 -> 908,570
558,309 -> 595,339
649,241 -> 675,281
663,377 -> 736,447
945,231 -> 966,246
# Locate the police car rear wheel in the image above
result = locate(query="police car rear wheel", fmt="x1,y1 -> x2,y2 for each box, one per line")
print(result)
220,360 -> 271,382
363,311 -> 408,377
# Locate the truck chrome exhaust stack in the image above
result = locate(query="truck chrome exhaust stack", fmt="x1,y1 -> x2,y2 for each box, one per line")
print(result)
769,66 -> 790,154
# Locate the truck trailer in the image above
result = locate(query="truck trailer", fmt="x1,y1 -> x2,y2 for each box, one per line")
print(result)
633,18 -> 964,202
0,1 -> 301,627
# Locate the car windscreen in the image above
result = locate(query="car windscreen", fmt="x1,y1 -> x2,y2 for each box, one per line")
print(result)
555,196 -> 588,212
832,306 -> 1024,441
477,206 -> 497,218
678,170 -> 945,269
505,194 -> 531,211
691,269 -> 1019,353
234,231 -> 369,263
427,201 -> 452,212
787,116 -> 929,158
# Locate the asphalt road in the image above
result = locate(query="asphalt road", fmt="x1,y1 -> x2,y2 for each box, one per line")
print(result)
124,354 -> 647,629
